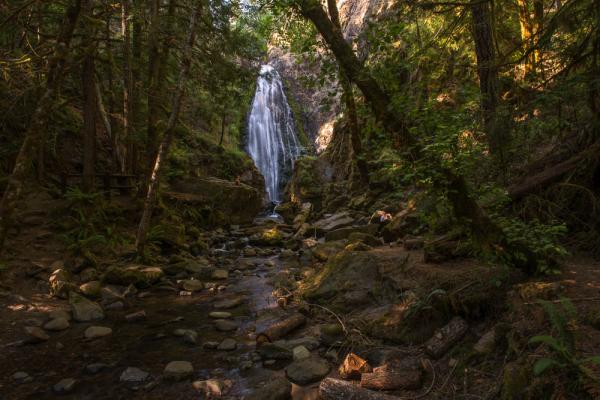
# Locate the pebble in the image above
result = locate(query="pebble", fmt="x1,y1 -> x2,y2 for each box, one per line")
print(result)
43,317 -> 70,331
214,319 -> 238,332
48,310 -> 71,321
53,378 -> 76,394
125,310 -> 146,322
13,371 -> 32,383
182,280 -> 204,292
213,297 -> 243,309
164,361 -> 194,381
105,301 -> 125,310
240,360 -> 253,370
183,330 -> 198,345
203,341 -> 219,349
217,338 -> 237,351
24,326 -> 49,343
84,326 -> 112,339
85,363 -> 109,374
120,367 -> 149,383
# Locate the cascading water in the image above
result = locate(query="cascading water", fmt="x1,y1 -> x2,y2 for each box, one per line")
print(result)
247,65 -> 301,204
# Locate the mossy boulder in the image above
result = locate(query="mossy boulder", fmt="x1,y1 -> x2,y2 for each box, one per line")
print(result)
102,265 -> 164,288
274,202 -> 299,224
250,227 -> 285,246
311,241 -> 347,262
166,177 -> 263,226
286,156 -> 325,210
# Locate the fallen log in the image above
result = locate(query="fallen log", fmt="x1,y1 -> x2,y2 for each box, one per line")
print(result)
256,313 -> 306,345
508,141 -> 600,201
339,353 -> 372,379
360,366 -> 422,390
319,378 -> 402,400
424,316 -> 469,359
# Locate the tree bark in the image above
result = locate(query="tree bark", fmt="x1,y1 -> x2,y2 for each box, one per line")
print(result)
82,0 -> 97,193
517,0 -> 535,75
128,0 -> 143,175
298,0 -> 410,146
326,0 -> 369,183
135,2 -> 201,255
470,0 -> 508,161
0,0 -> 82,251
121,0 -> 132,174
319,378 -> 402,400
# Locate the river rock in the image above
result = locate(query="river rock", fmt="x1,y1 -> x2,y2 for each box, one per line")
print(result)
85,363 -> 109,374
102,265 -> 164,288
24,326 -> 49,343
258,343 -> 292,360
285,357 -> 330,385
474,329 -> 496,354
293,346 -> 310,361
164,361 -> 193,381
214,319 -> 238,332
209,311 -> 232,319
203,341 -> 219,349
313,212 -> 355,234
183,330 -> 198,344
84,326 -> 112,339
48,309 -> 71,321
53,378 -> 76,393
192,379 -> 233,397
13,371 -> 32,383
120,367 -> 149,383
214,297 -> 244,309
69,292 -> 104,322
79,281 -> 102,298
125,310 -> 146,322
79,267 -> 98,283
43,317 -> 70,331
211,269 -> 229,280
246,376 -> 291,400
217,338 -> 237,351
181,279 -> 204,292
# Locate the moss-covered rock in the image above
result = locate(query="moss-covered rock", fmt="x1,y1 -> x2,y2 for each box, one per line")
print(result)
166,177 -> 264,226
286,156 -> 325,210
102,265 -> 164,288
250,227 -> 285,246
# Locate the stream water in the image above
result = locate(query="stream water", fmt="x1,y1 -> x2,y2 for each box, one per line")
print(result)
247,65 -> 302,203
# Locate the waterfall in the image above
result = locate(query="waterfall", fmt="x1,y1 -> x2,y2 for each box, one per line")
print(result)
247,65 -> 301,203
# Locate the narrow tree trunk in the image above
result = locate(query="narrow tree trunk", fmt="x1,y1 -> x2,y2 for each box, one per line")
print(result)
296,0 -> 537,273
82,0 -> 97,192
517,0 -> 535,75
218,111 -> 227,147
470,0 -> 508,162
122,0 -> 132,174
326,0 -> 369,183
129,0 -> 143,175
135,2 -> 201,255
0,0 -> 82,250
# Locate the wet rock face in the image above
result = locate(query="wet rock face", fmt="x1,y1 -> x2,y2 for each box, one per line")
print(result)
167,177 -> 264,226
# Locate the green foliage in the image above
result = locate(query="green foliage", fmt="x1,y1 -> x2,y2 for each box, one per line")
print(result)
58,188 -> 127,256
529,299 -> 600,385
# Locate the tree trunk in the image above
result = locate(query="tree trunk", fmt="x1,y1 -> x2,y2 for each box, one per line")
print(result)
517,0 -> 535,75
319,378 -> 402,400
121,0 -> 132,174
135,2 -> 201,255
0,0 -> 82,251
128,0 -> 143,175
298,0 -> 410,146
326,0 -> 369,183
470,0 -> 508,162
296,0 -> 537,273
82,0 -> 97,193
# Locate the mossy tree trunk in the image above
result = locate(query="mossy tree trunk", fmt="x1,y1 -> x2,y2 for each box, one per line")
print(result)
136,2 -> 201,255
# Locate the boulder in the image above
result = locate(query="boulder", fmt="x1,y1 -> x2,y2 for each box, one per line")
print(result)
102,265 -> 164,288
325,225 -> 378,242
166,177 -> 263,226
164,361 -> 193,381
287,156 -> 325,211
181,280 -> 203,292
43,317 -> 70,331
79,281 -> 102,298
120,367 -> 149,383
69,292 -> 104,322
285,357 -> 330,385
313,212 -> 355,234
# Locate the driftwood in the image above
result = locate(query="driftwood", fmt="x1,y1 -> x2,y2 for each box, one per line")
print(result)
424,316 -> 469,359
360,366 -> 422,390
256,313 -> 306,344
339,353 -> 372,379
319,378 -> 402,400
508,141 -> 600,201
